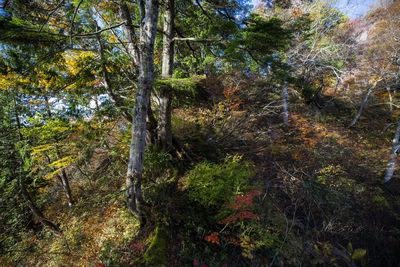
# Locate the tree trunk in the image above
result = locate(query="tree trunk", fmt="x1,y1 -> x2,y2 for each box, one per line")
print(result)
119,3 -> 140,69
387,87 -> 393,115
282,83 -> 289,124
125,0 -> 159,227
348,82 -> 378,128
384,119 -> 400,183
146,98 -> 158,144
59,169 -> 74,208
157,0 -> 174,150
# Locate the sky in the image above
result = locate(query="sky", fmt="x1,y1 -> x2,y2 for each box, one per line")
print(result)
332,0 -> 376,18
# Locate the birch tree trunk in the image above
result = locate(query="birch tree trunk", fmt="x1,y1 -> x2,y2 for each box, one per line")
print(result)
119,3 -> 140,69
59,169 -> 74,208
125,0 -> 159,226
387,87 -> 393,115
348,82 -> 378,128
384,119 -> 400,183
157,0 -> 174,150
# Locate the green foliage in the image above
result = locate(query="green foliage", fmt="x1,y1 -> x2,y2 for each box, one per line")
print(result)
225,14 -> 291,67
0,16 -> 64,47
301,83 -> 316,101
309,242 -> 367,266
154,78 -> 203,108
143,145 -> 172,181
184,155 -> 254,207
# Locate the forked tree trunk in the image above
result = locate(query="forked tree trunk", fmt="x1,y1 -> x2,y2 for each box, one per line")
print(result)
96,23 -> 157,144
157,0 -> 174,150
384,119 -> 400,183
125,0 -> 159,226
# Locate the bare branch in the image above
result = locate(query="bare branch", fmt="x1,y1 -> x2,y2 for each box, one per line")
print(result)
72,22 -> 127,38
69,0 -> 84,44
39,0 -> 66,32
173,37 -> 222,42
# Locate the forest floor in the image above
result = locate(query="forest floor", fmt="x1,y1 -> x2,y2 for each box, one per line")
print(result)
4,77 -> 400,266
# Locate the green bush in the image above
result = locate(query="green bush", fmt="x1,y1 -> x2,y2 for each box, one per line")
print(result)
184,155 -> 254,207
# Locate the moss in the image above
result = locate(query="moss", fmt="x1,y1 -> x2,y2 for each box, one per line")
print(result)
141,225 -> 168,266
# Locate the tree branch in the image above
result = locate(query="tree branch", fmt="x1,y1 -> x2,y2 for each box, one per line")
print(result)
69,0 -> 84,44
173,37 -> 222,42
39,0 -> 66,32
72,22 -> 127,38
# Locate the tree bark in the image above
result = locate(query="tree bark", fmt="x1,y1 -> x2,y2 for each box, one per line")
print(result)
348,82 -> 378,128
125,0 -> 159,227
119,3 -> 140,69
146,98 -> 158,144
282,83 -> 289,124
387,87 -> 393,115
157,0 -> 174,150
59,169 -> 74,208
384,119 -> 400,183
96,20 -> 157,144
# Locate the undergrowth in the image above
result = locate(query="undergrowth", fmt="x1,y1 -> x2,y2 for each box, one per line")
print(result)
3,75 -> 400,266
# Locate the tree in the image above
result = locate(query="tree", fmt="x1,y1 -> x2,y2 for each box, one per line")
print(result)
157,0 -> 174,150
125,0 -> 160,225
0,86 -> 61,237
258,1 -> 356,107
0,0 -> 292,230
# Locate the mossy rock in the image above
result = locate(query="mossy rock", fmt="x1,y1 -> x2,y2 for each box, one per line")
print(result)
141,225 -> 168,266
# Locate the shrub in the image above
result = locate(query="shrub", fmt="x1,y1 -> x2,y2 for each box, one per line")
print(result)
184,155 -> 254,208
143,145 -> 172,182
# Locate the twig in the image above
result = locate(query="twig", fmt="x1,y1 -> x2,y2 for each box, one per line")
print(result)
39,0 -> 66,32
69,0 -> 84,44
